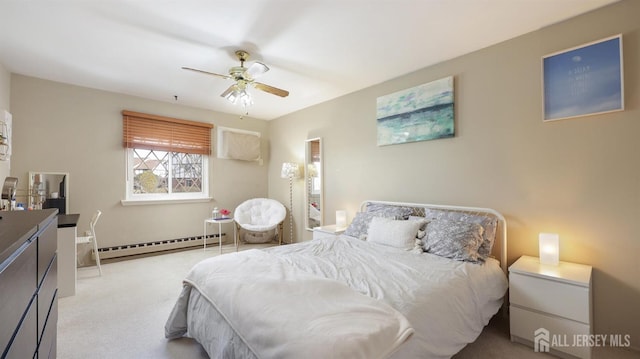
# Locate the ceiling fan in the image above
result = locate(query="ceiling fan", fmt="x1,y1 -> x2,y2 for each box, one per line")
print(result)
182,50 -> 289,107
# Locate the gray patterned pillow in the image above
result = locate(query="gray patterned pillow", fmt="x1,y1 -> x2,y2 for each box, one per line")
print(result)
424,209 -> 497,260
423,219 -> 484,262
365,202 -> 415,219
343,212 -> 379,240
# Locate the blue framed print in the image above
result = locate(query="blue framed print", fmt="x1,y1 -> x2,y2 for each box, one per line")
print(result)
543,34 -> 623,122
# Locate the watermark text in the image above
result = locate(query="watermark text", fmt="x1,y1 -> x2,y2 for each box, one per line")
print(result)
534,328 -> 631,352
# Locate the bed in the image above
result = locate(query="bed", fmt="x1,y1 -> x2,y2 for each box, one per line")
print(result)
165,201 -> 509,358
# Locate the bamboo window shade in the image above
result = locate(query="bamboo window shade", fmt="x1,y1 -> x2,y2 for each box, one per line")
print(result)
122,110 -> 213,155
310,140 -> 320,162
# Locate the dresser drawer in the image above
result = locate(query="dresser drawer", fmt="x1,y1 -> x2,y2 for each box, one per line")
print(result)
510,272 -> 590,323
0,240 -> 37,352
510,305 -> 591,359
38,292 -> 58,359
38,254 -> 57,340
3,296 -> 37,359
38,219 -> 57,285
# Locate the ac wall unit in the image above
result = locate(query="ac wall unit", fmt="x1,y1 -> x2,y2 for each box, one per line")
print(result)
217,126 -> 262,162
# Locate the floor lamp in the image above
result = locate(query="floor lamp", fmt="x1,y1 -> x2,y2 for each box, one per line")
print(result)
281,162 -> 300,244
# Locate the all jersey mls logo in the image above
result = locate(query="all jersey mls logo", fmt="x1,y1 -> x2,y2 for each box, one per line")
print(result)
534,328 -> 550,352
534,327 -> 631,352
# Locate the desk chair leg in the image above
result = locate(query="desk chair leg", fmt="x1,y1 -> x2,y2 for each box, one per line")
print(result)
95,252 -> 103,276
79,209 -> 103,276
93,242 -> 102,276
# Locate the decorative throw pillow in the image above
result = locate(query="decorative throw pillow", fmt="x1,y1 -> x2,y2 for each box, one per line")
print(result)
424,209 -> 497,261
407,215 -> 428,249
367,217 -> 424,250
410,238 -> 424,254
408,215 -> 429,228
343,212 -> 379,240
365,202 -> 415,219
423,219 -> 484,262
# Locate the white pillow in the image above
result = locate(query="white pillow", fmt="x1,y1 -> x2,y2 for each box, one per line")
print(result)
367,217 -> 423,250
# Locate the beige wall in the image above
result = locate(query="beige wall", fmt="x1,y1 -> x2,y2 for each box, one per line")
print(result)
10,75 -> 269,248
0,63 -> 10,181
269,0 -> 639,346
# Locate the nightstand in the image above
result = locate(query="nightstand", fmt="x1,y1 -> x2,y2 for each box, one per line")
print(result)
509,255 -> 592,359
312,225 -> 345,240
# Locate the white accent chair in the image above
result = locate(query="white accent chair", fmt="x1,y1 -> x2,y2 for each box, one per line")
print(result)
76,210 -> 102,275
234,198 -> 286,245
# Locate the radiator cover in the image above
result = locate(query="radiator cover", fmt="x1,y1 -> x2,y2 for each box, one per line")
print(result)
94,232 -> 226,260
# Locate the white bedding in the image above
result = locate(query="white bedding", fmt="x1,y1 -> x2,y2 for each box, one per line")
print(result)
166,236 -> 508,358
176,249 -> 414,359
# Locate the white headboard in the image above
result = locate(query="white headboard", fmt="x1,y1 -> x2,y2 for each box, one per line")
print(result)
360,200 -> 508,274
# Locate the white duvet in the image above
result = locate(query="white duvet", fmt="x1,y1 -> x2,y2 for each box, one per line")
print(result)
165,236 -> 508,359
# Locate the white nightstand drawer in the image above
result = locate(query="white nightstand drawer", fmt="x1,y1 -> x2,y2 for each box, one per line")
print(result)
510,306 -> 591,359
510,272 -> 590,323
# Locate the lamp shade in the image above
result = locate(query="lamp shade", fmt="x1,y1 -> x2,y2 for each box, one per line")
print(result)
336,210 -> 347,230
307,163 -> 318,178
281,162 -> 300,179
539,233 -> 559,266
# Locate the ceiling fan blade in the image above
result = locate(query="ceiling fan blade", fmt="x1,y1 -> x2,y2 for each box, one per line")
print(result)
245,62 -> 269,80
182,67 -> 231,80
254,82 -> 289,98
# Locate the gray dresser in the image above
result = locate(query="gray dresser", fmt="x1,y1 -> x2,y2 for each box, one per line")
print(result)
0,209 -> 58,359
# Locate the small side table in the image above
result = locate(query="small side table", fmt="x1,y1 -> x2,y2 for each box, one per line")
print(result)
204,217 -> 237,254
312,224 -> 345,240
509,255 -> 592,359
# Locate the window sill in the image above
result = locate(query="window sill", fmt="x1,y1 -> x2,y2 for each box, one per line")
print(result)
121,197 -> 212,206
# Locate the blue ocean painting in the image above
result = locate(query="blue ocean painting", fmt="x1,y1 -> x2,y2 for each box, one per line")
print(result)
543,35 -> 623,121
377,76 -> 454,146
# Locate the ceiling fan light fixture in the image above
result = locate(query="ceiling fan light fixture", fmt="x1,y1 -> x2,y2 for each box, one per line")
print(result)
225,91 -> 237,104
222,84 -> 240,103
223,83 -> 253,108
238,89 -> 253,108
185,49 -> 287,112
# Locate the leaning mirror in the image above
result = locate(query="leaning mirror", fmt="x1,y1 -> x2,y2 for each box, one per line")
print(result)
29,171 -> 69,214
304,138 -> 322,230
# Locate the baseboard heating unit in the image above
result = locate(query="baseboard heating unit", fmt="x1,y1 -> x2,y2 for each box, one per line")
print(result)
96,233 -> 226,260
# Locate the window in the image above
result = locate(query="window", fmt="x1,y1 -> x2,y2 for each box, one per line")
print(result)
122,110 -> 213,204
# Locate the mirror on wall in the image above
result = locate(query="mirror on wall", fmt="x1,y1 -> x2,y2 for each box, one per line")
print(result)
29,171 -> 69,214
304,138 -> 322,230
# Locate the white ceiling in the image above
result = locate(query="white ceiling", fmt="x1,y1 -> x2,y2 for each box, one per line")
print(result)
0,0 -> 619,120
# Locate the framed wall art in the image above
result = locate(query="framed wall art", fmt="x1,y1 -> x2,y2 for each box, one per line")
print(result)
376,76 -> 454,146
543,34 -> 623,122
